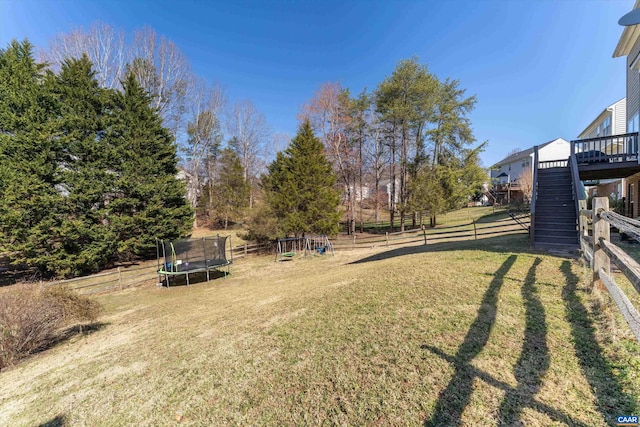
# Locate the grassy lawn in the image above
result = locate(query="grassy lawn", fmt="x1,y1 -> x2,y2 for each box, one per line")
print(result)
1,232 -> 639,426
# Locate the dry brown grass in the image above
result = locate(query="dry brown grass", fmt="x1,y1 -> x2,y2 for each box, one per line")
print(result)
0,233 -> 638,426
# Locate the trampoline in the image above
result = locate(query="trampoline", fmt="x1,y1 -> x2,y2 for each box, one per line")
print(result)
157,236 -> 232,287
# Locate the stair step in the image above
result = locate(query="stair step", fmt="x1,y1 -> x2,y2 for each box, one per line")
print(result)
535,199 -> 575,205
537,183 -> 572,189
536,198 -> 575,205
538,173 -> 571,178
538,174 -> 571,179
533,241 -> 579,252
535,229 -> 578,238
534,237 -> 579,246
535,221 -> 577,227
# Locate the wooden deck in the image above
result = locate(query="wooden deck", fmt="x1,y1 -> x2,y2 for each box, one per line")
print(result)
572,132 -> 640,180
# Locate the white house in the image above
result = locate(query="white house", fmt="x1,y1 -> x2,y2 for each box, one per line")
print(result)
577,98 -> 627,201
612,0 -> 640,216
490,138 -> 571,184
614,3 -> 640,134
577,98 -> 626,140
489,138 -> 570,204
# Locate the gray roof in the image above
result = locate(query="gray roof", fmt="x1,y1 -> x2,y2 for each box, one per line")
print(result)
492,139 -> 559,168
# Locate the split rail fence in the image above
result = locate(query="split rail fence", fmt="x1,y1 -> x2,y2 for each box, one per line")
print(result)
579,196 -> 640,342
46,214 -> 529,295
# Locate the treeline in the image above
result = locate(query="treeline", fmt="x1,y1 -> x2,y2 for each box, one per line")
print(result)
38,22 -> 486,238
0,22 -> 487,276
41,22 -> 272,229
298,58 -> 487,234
0,40 -> 192,277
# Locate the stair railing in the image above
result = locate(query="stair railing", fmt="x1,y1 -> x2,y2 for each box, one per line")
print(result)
530,145 -> 539,246
569,151 -> 586,244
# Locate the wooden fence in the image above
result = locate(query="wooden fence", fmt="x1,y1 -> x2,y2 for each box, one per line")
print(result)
579,197 -> 640,342
48,214 -> 529,295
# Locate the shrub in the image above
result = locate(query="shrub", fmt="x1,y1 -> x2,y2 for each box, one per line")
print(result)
0,283 -> 102,369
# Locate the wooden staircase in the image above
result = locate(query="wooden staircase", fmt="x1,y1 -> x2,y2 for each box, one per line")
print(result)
532,166 -> 579,251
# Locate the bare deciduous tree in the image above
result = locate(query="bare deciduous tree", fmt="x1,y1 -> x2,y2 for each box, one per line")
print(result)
271,132 -> 291,155
129,27 -> 192,136
517,166 -> 533,203
299,82 -> 361,234
226,100 -> 270,208
43,24 -> 193,138
183,79 -> 226,225
42,22 -> 126,90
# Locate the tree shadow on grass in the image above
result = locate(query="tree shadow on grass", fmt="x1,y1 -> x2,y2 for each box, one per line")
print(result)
36,322 -> 108,355
496,257 -> 549,424
423,255 -> 517,426
560,260 -> 637,424
423,257 -> 586,426
38,414 -> 66,427
349,233 -> 536,266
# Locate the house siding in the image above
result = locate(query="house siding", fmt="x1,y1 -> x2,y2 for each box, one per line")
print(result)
577,98 -> 626,139
490,138 -> 570,184
614,98 -> 627,134
537,138 -> 570,162
627,38 -> 640,127
490,155 -> 530,183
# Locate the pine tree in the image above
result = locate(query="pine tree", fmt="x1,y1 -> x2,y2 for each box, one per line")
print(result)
48,55 -> 117,275
424,78 -> 485,225
263,120 -> 341,236
211,147 -> 249,229
108,72 -> 192,259
0,40 -> 65,276
375,57 -> 439,231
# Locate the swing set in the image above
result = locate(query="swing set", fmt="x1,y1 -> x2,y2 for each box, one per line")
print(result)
275,235 -> 334,262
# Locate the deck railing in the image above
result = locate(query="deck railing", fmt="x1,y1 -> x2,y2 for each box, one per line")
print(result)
579,197 -> 640,342
571,132 -> 639,165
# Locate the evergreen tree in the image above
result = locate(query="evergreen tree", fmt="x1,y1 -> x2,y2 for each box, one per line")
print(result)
375,57 -> 439,231
108,72 -> 192,259
263,120 -> 340,236
49,55 -> 117,275
0,40 -> 65,276
424,78 -> 485,225
211,147 -> 249,229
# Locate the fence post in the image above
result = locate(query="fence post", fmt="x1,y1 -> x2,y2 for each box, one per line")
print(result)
117,267 -> 122,290
422,225 -> 427,245
386,232 -> 389,247
592,197 -> 610,285
352,235 -> 356,250
473,219 -> 477,240
244,243 -> 248,257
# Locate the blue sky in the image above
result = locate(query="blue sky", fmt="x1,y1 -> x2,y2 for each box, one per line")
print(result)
0,0 -> 634,167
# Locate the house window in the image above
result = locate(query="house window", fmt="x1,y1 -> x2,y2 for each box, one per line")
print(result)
602,116 -> 611,136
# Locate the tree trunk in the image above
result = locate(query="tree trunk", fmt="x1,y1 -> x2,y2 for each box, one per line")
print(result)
390,145 -> 396,233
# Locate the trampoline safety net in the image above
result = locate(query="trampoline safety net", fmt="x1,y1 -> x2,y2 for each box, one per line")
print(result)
156,236 -> 231,287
